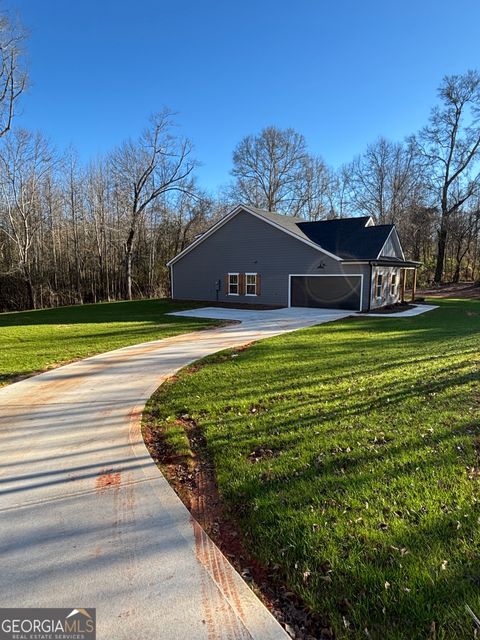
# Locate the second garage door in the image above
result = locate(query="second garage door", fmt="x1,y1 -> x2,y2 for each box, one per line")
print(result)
290,275 -> 362,310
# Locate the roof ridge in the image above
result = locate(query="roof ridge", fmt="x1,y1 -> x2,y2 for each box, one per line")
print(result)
298,216 -> 371,225
248,207 -> 372,225
248,207 -> 304,222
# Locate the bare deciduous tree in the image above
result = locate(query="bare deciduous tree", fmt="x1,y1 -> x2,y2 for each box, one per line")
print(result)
110,110 -> 196,299
0,15 -> 27,138
327,165 -> 351,218
448,207 -> 480,282
347,137 -> 423,224
0,129 -> 53,308
230,126 -> 308,213
293,155 -> 331,220
413,71 -> 480,282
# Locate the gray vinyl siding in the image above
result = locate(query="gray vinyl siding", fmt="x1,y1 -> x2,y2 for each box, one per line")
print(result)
171,209 -> 371,310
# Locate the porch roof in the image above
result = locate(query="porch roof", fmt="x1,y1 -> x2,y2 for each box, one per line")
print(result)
343,256 -> 421,269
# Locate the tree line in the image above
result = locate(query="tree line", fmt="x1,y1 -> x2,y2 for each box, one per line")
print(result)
0,13 -> 479,311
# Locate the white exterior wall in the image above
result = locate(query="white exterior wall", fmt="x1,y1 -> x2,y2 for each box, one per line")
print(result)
370,266 -> 402,309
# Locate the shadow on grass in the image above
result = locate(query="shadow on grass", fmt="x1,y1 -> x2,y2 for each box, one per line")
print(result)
0,299 -> 219,384
145,297 -> 480,639
216,413 -> 480,638
0,298 -> 208,327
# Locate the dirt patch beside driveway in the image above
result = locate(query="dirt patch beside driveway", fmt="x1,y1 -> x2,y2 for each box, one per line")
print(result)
419,282 -> 480,298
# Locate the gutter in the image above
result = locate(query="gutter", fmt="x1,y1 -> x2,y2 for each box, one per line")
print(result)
367,261 -> 372,312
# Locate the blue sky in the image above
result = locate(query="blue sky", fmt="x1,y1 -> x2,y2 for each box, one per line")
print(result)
8,0 -> 480,192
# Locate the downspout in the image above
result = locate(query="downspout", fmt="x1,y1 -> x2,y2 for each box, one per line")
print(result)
367,262 -> 373,312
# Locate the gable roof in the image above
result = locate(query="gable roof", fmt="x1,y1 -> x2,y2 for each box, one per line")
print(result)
167,205 -> 342,266
167,205 -> 404,266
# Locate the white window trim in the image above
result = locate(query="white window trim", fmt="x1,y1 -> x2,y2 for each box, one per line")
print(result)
245,272 -> 257,297
391,273 -> 397,296
228,272 -> 239,296
376,273 -> 383,299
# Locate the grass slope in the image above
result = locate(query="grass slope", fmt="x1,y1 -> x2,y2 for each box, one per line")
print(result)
0,299 -> 214,386
146,299 -> 480,639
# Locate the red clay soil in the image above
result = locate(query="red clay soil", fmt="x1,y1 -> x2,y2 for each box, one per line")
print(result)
143,415 -> 335,639
418,282 -> 480,299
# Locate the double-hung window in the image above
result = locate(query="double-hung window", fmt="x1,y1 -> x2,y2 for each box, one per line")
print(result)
245,273 -> 257,296
228,273 -> 239,295
376,273 -> 383,299
391,273 -> 397,296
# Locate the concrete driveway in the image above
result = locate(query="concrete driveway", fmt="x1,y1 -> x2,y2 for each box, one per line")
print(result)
0,307 -> 350,639
170,305 -> 352,322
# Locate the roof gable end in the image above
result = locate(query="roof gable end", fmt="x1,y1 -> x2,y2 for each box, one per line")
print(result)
166,206 -> 406,266
377,226 -> 405,260
167,205 -> 342,266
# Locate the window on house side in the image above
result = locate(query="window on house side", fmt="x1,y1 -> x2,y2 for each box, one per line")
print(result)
245,273 -> 257,296
228,273 -> 239,295
391,273 -> 397,295
376,273 -> 383,298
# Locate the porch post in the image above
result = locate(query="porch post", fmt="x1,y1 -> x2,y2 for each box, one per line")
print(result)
411,269 -> 417,303
401,269 -> 406,303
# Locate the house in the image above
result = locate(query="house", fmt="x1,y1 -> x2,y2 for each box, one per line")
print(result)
167,205 -> 420,312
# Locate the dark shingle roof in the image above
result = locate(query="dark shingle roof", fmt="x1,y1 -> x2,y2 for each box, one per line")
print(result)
246,207 -> 310,244
249,207 -> 394,260
299,220 -> 395,260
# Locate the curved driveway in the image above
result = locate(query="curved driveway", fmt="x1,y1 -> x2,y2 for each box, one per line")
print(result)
0,307 -> 350,639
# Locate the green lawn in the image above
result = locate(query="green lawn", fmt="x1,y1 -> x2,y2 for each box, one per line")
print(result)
0,299 -> 215,386
145,299 -> 480,639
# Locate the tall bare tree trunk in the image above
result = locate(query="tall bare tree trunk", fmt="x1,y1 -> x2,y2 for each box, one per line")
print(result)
125,226 -> 135,300
434,216 -> 448,283
22,263 -> 35,309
